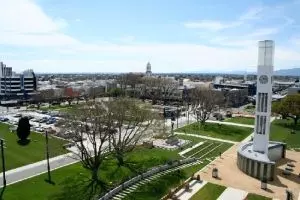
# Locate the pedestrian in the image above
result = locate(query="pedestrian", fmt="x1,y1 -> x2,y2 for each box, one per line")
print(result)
219,152 -> 222,158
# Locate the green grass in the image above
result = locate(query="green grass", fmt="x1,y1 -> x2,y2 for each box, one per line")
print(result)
247,193 -> 272,200
190,182 -> 226,200
123,142 -> 233,200
175,122 -> 253,142
225,117 -> 255,125
270,119 -> 300,149
3,147 -> 179,200
183,141 -> 214,157
0,123 -> 68,172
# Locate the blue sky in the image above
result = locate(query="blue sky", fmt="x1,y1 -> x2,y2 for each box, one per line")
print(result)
0,0 -> 300,73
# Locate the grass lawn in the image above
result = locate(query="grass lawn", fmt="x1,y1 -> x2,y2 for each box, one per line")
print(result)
2,147 -> 179,200
175,122 -> 253,142
190,182 -> 226,200
270,119 -> 300,149
123,142 -> 233,200
247,193 -> 272,200
0,123 -> 68,172
225,117 -> 255,125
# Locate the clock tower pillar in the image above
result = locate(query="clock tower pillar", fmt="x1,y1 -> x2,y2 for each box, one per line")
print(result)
253,40 -> 274,153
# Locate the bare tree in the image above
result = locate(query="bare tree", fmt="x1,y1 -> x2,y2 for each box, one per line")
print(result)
141,77 -> 177,104
117,73 -> 142,97
60,101 -> 113,182
34,89 -> 55,108
106,98 -> 159,166
190,87 -> 223,125
161,78 -> 178,104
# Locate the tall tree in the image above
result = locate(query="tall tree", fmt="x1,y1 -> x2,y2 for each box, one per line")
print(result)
272,94 -> 300,125
60,101 -> 113,182
107,98 -> 159,166
190,87 -> 223,125
17,117 -> 31,141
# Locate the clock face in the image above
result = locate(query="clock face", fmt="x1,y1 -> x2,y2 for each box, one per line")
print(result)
259,75 -> 268,84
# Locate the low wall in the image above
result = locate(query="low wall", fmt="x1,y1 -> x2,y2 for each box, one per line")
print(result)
98,157 -> 197,200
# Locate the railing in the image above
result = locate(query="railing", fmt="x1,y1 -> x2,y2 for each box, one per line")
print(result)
98,157 -> 197,200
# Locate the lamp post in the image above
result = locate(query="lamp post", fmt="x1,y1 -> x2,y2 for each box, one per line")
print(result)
176,104 -> 179,129
0,139 -> 6,187
45,131 -> 52,183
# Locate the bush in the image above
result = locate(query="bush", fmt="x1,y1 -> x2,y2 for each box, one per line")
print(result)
17,117 -> 31,141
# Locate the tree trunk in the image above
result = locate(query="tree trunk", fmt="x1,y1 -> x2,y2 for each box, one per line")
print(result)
293,117 -> 298,126
91,168 -> 99,182
116,152 -> 124,166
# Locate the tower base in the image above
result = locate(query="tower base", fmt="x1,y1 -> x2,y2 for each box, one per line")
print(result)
237,141 -> 286,181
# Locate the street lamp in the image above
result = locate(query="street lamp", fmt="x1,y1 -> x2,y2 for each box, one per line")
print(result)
0,138 -> 6,187
45,131 -> 53,184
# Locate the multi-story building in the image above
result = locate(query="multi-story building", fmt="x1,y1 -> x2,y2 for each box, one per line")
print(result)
0,62 -> 37,102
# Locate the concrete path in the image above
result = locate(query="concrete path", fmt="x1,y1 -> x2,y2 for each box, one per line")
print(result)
217,187 -> 248,200
179,142 -> 204,156
0,152 -> 79,187
175,132 -> 238,144
175,180 -> 207,200
206,120 -> 254,128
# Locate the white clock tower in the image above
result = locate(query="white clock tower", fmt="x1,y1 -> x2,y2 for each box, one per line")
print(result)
253,40 -> 274,153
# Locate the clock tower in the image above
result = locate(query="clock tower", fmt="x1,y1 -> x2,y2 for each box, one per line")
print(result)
253,40 -> 274,153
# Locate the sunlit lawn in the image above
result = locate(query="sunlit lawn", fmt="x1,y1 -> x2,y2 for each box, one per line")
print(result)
0,123 -> 67,172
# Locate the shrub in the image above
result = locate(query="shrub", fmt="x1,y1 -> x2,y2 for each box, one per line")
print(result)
17,117 -> 31,141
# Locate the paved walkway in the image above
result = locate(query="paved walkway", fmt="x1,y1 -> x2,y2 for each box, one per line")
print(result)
217,187 -> 248,200
175,132 -> 238,144
179,142 -> 204,156
0,152 -> 79,187
206,120 -> 255,128
175,180 -> 207,200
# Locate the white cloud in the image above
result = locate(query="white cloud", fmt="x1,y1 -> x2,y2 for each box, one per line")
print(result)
184,20 -> 241,31
247,28 -> 279,37
75,19 -> 82,22
117,36 -> 136,43
239,6 -> 264,21
0,0 -> 76,46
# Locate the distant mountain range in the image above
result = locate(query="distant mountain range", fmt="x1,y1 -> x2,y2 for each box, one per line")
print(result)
187,68 -> 300,76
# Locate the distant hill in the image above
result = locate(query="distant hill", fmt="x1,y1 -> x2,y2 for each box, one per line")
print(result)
274,68 -> 300,76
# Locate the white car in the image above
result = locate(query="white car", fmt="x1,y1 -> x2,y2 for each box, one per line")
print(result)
35,127 -> 44,132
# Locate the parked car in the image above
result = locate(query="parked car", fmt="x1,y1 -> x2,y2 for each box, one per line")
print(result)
0,117 -> 9,122
27,116 -> 34,120
13,113 -> 22,118
35,127 -> 44,132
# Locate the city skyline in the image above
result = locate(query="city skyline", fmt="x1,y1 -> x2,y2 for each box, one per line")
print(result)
1,0 -> 300,73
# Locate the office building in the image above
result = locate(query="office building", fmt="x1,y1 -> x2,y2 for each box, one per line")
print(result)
0,62 -> 37,102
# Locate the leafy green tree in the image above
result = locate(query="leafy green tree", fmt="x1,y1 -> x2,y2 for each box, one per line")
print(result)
272,94 -> 300,125
17,117 -> 31,141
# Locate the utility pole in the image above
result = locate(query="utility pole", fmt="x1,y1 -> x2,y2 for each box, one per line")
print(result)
0,139 -> 6,187
45,131 -> 52,183
176,104 -> 179,129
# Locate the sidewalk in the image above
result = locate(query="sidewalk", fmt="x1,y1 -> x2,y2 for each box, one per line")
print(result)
175,180 -> 207,200
0,152 -> 79,187
175,132 -> 238,144
217,187 -> 248,200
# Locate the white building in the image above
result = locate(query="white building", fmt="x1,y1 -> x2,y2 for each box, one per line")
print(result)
0,62 -> 36,101
146,62 -> 152,77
